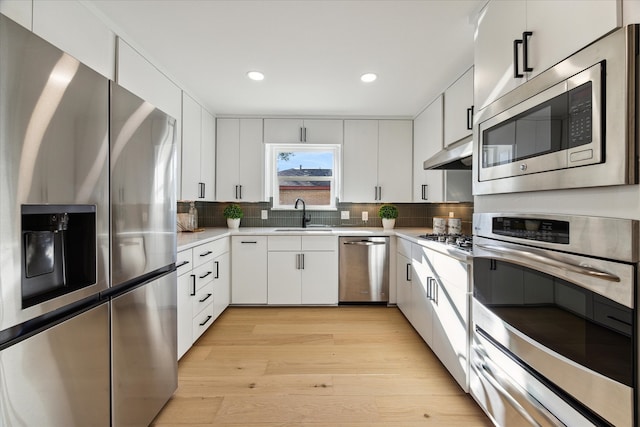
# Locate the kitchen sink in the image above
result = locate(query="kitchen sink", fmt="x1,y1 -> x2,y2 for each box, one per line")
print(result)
273,228 -> 332,232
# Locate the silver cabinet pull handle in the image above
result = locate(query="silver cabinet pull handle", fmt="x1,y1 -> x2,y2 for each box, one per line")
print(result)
476,243 -> 620,282
343,241 -> 385,246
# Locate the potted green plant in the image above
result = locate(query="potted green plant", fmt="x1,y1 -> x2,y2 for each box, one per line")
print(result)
378,204 -> 398,229
223,203 -> 243,229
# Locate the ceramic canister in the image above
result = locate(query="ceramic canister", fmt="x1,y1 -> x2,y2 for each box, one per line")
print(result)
433,217 -> 447,234
448,218 -> 462,235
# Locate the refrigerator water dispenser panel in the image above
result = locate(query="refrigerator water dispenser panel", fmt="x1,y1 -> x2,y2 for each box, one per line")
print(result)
21,204 -> 97,308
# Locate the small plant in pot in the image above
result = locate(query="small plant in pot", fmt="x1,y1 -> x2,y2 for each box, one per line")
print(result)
223,203 -> 243,229
378,204 -> 398,230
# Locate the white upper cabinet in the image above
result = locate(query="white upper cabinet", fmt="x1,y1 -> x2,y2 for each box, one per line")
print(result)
413,96 -> 444,202
116,38 -> 181,121
32,0 -> 115,79
216,118 -> 264,202
475,0 -> 620,111
443,67 -> 474,147
181,93 -> 215,201
264,118 -> 343,144
377,120 -> 413,203
343,120 -> 412,203
1,0 -> 32,30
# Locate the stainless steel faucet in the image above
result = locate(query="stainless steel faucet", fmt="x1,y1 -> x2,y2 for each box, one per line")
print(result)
294,198 -> 311,228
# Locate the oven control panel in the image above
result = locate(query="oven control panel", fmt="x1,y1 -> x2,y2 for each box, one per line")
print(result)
491,217 -> 569,244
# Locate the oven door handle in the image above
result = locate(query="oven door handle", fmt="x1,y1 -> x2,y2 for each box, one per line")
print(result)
476,243 -> 621,282
472,354 -> 564,427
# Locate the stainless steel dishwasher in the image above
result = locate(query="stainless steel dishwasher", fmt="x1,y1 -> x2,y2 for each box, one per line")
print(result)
339,236 -> 389,303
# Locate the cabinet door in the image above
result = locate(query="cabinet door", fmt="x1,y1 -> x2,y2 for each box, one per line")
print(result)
216,118 -> 241,201
263,118 -> 304,143
33,0 -> 116,79
231,236 -> 268,304
268,252 -> 302,304
302,119 -> 343,144
342,120 -> 379,202
378,120 -> 413,202
1,0 -> 32,29
443,67 -> 474,147
526,0 -> 620,80
411,244 -> 434,345
396,252 -> 413,321
301,251 -> 338,305
474,0 -> 526,110
413,96 -> 444,202
200,109 -> 216,201
432,277 -> 469,391
181,93 -> 202,200
177,272 -> 194,359
212,252 -> 230,320
238,118 -> 264,201
115,38 -> 181,120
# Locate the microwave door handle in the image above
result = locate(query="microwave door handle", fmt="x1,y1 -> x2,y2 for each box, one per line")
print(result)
472,357 -> 563,427
476,243 -> 620,282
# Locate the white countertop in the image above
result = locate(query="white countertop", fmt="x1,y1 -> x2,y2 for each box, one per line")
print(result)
177,226 -> 472,263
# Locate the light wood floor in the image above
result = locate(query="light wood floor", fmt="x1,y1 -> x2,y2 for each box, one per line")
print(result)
151,306 -> 492,426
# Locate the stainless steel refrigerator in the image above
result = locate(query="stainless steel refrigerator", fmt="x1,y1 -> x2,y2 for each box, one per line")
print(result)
0,14 -> 111,426
107,82 -> 178,426
0,14 -> 178,427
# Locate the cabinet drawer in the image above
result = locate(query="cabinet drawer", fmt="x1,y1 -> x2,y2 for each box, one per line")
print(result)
193,238 -> 229,267
268,235 -> 301,251
176,249 -> 193,276
302,235 -> 336,251
431,251 -> 468,292
193,281 -> 214,315
193,261 -> 215,290
192,302 -> 214,342
397,237 -> 412,258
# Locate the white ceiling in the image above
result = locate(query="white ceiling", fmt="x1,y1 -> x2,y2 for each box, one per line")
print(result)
90,0 -> 483,118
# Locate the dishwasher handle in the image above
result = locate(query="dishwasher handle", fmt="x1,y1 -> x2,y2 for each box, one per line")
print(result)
343,240 -> 386,246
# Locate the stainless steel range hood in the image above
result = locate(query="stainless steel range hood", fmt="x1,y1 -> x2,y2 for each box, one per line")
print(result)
423,137 -> 473,170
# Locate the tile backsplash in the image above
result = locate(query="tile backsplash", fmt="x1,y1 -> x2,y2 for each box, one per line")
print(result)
179,200 -> 474,234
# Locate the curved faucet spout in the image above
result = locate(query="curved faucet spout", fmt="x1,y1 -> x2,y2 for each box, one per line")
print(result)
294,198 -> 311,228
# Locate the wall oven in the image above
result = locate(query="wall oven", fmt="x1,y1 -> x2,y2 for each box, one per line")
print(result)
471,213 -> 638,426
473,25 -> 638,195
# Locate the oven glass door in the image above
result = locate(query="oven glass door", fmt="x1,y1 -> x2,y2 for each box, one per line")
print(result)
479,62 -> 602,182
474,256 -> 633,388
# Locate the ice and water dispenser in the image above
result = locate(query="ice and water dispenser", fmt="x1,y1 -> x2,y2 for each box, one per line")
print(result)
21,205 -> 96,308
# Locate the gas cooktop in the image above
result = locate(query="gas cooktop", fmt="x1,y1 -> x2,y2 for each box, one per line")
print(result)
417,233 -> 473,253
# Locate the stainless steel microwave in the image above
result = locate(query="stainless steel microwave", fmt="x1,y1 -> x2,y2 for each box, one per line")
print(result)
473,25 -> 639,195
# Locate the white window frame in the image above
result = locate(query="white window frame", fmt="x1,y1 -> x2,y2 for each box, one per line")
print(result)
265,144 -> 340,210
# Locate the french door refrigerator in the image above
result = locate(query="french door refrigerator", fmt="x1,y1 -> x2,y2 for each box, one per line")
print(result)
107,82 -> 178,426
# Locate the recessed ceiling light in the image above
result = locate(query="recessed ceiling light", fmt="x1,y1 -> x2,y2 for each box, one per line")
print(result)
360,73 -> 377,83
247,71 -> 265,81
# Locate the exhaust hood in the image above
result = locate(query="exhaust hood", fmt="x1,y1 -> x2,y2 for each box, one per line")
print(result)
423,137 -> 472,170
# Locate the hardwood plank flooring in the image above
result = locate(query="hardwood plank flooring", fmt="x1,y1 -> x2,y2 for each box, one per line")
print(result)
151,306 -> 492,426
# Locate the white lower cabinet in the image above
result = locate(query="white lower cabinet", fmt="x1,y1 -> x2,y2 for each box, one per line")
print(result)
231,236 -> 268,304
396,238 -> 470,392
267,236 -> 338,305
395,238 -> 414,322
177,237 -> 230,359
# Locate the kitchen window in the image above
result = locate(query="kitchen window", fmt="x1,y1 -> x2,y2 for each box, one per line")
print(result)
266,144 -> 340,210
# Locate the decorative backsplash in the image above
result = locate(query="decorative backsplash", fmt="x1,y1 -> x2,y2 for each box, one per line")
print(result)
178,200 -> 474,234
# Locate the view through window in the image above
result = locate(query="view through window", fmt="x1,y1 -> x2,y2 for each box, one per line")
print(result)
271,146 -> 338,209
